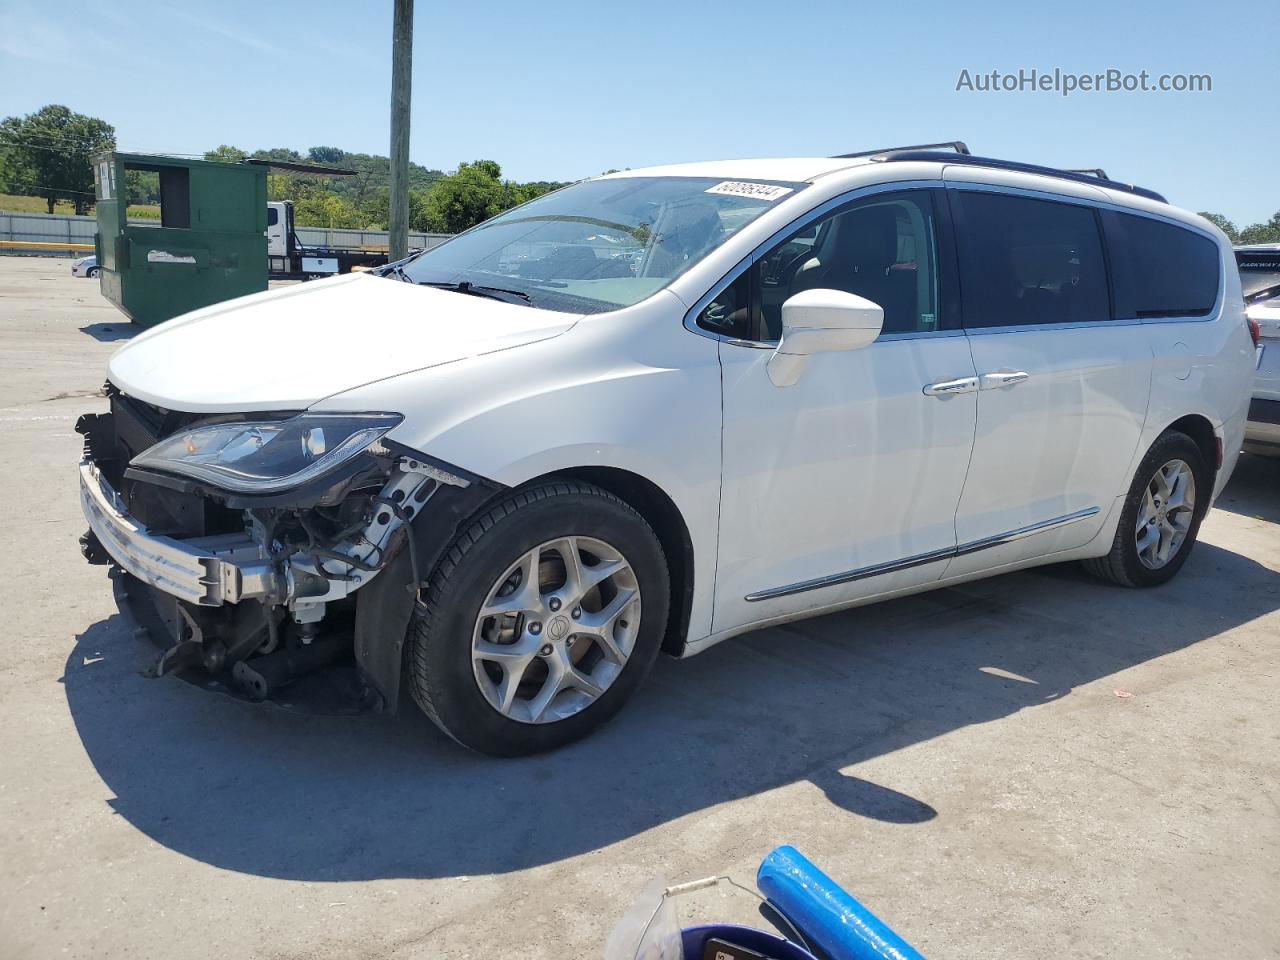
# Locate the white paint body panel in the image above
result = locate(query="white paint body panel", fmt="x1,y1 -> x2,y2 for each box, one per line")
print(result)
266,201 -> 289,258
946,323 -> 1152,576
316,292 -> 725,642
106,273 -> 579,413
715,335 -> 977,631
301,256 -> 338,274
101,155 -> 1255,659
1246,299 -> 1280,445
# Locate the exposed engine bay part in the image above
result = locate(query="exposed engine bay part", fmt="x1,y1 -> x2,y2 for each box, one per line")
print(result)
79,395 -> 505,708
231,628 -> 353,702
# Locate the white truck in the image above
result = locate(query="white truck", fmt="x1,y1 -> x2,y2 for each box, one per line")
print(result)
266,200 -> 394,280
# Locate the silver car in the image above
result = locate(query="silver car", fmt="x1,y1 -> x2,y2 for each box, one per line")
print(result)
1237,244 -> 1280,454
71,255 -> 99,278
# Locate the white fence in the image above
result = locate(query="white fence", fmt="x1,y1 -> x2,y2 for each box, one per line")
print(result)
0,210 -> 452,254
296,225 -> 452,252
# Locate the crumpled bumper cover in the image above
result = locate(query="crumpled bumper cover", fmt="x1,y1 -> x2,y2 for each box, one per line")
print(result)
79,459 -> 276,607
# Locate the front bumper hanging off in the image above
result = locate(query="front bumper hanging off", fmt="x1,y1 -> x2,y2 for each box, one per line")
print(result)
78,408 -> 499,710
79,459 -> 277,607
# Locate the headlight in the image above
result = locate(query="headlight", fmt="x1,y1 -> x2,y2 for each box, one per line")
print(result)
131,413 -> 402,494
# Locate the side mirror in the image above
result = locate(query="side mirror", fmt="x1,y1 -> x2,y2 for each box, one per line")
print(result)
767,289 -> 884,387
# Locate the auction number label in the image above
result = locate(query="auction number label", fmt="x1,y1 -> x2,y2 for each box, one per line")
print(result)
705,181 -> 794,201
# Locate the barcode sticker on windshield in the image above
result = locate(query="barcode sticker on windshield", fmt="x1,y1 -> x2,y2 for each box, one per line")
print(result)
705,181 -> 794,202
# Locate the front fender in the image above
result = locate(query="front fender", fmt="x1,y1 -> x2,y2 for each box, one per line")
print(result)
318,293 -> 725,654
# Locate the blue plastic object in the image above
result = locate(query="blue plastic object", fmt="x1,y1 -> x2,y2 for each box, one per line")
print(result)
681,925 -> 817,960
756,846 -> 925,960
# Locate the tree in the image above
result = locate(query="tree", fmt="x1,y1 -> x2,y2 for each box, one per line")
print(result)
251,146 -> 305,163
0,104 -> 115,214
414,160 -> 507,233
292,187 -> 363,229
203,144 -> 247,163
1198,212 -> 1238,243
1238,211 -> 1280,245
411,160 -> 567,234
363,188 -> 390,229
307,146 -> 347,166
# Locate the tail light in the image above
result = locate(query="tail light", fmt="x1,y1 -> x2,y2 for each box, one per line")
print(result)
1247,313 -> 1261,347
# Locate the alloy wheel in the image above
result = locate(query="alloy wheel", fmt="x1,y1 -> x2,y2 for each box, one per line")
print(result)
1134,458 -> 1196,570
470,536 -> 641,724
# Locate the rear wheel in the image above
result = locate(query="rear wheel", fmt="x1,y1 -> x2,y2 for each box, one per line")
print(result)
1082,430 -> 1211,587
408,480 -> 669,755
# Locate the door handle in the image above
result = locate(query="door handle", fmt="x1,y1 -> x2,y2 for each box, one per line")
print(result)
922,376 -> 979,398
980,370 -> 1030,389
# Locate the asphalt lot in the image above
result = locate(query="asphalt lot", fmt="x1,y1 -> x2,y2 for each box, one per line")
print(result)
1,254 -> 1277,960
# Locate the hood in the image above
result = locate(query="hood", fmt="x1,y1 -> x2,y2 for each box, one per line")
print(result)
107,273 -> 580,413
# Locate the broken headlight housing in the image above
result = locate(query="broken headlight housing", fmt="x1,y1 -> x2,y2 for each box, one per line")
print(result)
130,413 -> 403,494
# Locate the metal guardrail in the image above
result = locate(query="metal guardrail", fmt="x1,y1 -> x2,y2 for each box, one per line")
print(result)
0,210 -> 453,254
0,240 -> 94,252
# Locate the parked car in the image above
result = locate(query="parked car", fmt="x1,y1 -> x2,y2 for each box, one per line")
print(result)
71,255 -> 98,278
76,146 -> 1255,755
1236,245 -> 1280,454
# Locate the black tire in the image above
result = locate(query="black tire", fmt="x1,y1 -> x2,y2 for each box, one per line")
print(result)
87,267 -> 100,278
1082,430 -> 1212,587
408,480 -> 669,756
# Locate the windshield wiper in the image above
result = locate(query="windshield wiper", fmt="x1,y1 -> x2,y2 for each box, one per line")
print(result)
419,280 -> 531,305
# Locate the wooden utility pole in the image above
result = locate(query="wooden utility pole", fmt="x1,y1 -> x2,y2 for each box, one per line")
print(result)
388,0 -> 413,262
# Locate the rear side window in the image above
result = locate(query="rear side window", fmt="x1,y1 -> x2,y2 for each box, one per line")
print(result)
953,191 -> 1109,328
1104,212 -> 1219,318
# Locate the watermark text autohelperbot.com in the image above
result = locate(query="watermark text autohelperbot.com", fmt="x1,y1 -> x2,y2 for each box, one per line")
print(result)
955,68 -> 1211,96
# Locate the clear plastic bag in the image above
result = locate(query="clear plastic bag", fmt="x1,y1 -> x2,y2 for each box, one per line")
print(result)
603,877 -> 682,960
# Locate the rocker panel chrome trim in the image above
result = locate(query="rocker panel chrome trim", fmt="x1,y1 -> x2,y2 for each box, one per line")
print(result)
744,506 -> 1100,602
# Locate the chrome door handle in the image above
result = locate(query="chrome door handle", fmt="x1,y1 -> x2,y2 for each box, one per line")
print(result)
922,376 -> 979,398
981,370 -> 1030,389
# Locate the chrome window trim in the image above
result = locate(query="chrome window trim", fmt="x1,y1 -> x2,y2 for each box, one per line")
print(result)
744,506 -> 1100,602
682,179 -> 946,346
964,318 -> 1143,337
877,328 -> 967,342
682,177 -> 1227,343
945,181 -> 1226,326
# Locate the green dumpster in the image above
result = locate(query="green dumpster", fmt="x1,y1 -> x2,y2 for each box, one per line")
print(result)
93,152 -> 267,328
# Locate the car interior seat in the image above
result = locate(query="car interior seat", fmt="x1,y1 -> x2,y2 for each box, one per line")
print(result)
791,205 -> 917,333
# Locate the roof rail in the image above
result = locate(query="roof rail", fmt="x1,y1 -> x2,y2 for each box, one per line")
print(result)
1065,167 -> 1110,180
873,150 -> 1167,204
834,141 -> 970,160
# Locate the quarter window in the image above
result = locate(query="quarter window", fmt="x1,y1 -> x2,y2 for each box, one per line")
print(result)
1105,212 -> 1219,318
954,191 -> 1108,328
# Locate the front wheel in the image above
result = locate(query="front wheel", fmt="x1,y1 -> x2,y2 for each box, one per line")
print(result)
1082,430 -> 1211,587
408,480 -> 669,756
87,267 -> 100,278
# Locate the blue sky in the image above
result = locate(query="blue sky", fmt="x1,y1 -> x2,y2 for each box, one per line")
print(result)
1,0 -> 1275,226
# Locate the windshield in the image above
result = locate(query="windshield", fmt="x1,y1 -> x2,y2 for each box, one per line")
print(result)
398,176 -> 806,313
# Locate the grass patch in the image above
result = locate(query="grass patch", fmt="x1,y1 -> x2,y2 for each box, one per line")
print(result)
0,193 -> 161,218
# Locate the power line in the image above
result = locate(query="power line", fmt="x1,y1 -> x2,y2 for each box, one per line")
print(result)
0,130 -> 115,150
0,141 -> 107,157
0,181 -> 98,196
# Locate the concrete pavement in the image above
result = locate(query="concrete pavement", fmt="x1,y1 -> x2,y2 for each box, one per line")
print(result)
1,256 -> 1277,959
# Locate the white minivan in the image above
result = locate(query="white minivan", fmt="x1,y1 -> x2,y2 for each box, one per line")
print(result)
78,144 -> 1256,755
